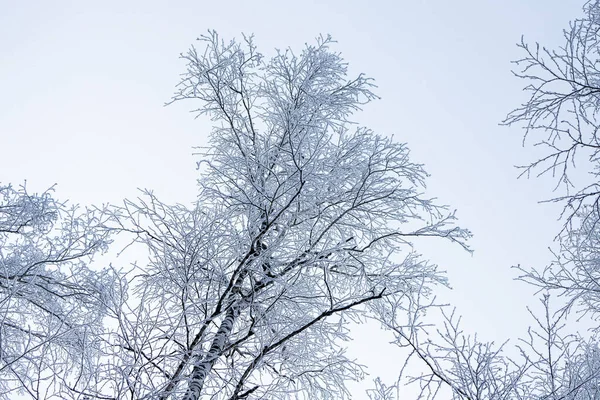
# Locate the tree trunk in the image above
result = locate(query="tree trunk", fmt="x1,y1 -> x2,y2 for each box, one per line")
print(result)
182,268 -> 249,400
182,305 -> 237,400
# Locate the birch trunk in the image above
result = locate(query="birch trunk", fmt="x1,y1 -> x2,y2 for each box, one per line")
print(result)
181,267 -> 249,400
182,304 -> 238,400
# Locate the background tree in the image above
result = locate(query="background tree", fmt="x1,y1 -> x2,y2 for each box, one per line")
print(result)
503,0 -> 600,231
370,2 -> 600,399
504,1 -> 600,397
0,183 -> 115,399
79,32 -> 471,400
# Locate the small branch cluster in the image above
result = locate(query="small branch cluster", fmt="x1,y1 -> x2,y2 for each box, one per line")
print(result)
0,183 -> 116,399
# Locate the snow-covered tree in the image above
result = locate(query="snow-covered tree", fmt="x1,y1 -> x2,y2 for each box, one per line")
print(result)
74,32 -> 471,400
504,0 -> 600,397
0,184 -> 115,399
369,2 -> 600,399
503,0 -> 600,232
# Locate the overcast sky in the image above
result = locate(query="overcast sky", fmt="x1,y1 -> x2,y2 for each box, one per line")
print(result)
0,1 -> 586,397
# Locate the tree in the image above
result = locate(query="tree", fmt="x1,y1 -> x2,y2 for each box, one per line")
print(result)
67,32 -> 471,400
501,0 -> 600,332
365,2 -> 600,399
503,1 -> 600,396
368,2 -> 600,399
503,0 -> 600,232
0,184 -> 115,399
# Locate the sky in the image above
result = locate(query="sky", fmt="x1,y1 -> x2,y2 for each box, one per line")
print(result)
0,0 -> 587,398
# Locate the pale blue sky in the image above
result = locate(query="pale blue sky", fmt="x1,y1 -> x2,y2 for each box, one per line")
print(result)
0,0 -> 585,397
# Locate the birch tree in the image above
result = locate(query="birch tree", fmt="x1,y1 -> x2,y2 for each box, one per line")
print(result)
0,184 -> 115,399
370,2 -> 600,398
502,0 -> 600,330
503,0 -> 600,231
76,32 -> 471,400
503,1 -> 600,397
367,2 -> 600,398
